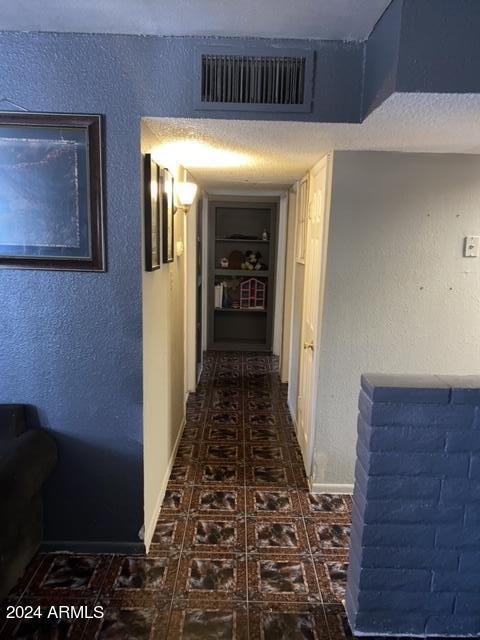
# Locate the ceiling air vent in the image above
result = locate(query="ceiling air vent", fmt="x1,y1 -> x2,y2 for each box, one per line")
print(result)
194,46 -> 314,113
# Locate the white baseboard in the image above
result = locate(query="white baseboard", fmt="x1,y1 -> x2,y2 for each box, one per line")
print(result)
310,482 -> 354,495
144,416 -> 186,552
286,400 -> 353,496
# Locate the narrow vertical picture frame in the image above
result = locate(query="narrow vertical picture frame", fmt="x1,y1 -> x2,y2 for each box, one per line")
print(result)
144,154 -> 160,271
161,166 -> 174,263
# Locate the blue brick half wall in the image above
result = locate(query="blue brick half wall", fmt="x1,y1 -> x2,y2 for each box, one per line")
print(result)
347,373 -> 480,637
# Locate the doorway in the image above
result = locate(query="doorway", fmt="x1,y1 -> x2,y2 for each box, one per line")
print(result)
207,198 -> 278,352
296,154 -> 332,477
141,117 -> 335,553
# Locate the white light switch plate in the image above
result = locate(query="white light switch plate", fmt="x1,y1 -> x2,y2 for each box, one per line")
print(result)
464,236 -> 480,257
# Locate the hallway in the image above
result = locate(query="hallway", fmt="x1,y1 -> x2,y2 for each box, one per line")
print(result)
2,352 -> 353,639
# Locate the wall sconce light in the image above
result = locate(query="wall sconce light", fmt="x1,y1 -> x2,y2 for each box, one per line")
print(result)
176,181 -> 198,212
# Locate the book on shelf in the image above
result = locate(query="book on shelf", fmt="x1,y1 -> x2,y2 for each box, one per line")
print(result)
214,283 -> 224,308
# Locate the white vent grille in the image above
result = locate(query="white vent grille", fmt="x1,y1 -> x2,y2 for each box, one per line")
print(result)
194,46 -> 314,113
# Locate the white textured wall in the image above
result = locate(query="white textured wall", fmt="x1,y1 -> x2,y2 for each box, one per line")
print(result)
313,151 -> 480,487
142,122 -> 188,546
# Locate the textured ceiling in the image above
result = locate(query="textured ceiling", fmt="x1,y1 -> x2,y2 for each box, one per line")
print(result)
0,0 -> 391,40
145,93 -> 480,189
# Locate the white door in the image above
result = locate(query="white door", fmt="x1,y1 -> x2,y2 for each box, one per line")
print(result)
297,154 -> 332,478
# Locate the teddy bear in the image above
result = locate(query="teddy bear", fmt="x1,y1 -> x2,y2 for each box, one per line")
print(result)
241,250 -> 266,271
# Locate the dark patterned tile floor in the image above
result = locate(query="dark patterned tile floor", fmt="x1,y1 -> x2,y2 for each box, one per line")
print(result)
1,351 -> 358,639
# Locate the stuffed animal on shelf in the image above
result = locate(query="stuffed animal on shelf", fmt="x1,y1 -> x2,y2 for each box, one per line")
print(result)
241,250 -> 267,271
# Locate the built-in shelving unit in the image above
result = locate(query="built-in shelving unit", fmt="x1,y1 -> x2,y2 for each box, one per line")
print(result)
208,200 -> 277,351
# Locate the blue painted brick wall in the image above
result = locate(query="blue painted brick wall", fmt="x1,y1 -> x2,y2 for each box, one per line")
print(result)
346,373 -> 480,637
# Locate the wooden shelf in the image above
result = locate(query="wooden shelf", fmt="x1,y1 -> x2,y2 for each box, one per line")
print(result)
215,269 -> 269,277
215,237 -> 269,244
215,307 -> 266,314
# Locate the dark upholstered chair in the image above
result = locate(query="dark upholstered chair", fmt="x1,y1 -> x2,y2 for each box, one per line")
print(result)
0,405 -> 57,599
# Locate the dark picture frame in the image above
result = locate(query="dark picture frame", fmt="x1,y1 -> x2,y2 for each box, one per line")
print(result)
143,154 -> 161,271
0,112 -> 105,271
161,167 -> 174,263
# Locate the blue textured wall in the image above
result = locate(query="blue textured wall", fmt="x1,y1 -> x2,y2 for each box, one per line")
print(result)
0,33 -> 149,547
0,31 -> 362,548
364,0 -> 480,117
0,33 -> 363,124
398,0 -> 480,94
362,0 -> 403,118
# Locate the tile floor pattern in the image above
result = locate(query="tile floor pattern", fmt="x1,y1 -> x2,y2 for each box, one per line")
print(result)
1,352 -> 355,639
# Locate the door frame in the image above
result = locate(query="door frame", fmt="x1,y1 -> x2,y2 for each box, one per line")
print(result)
203,191 -> 288,355
195,199 -> 203,382
185,190 -> 201,392
298,152 -> 334,482
206,197 -> 279,351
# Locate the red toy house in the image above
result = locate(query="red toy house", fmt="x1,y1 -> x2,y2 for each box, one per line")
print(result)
240,277 -> 266,310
